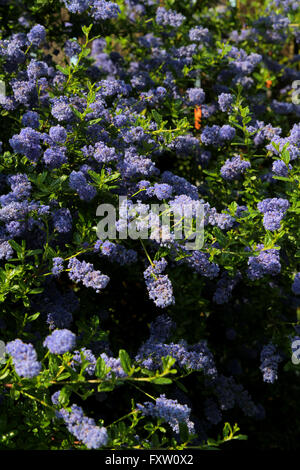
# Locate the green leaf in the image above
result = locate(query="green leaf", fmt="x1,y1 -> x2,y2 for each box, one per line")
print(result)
141,368 -> 155,376
179,422 -> 190,442
95,357 -> 107,379
56,65 -> 69,76
97,382 -> 115,392
70,106 -> 82,120
56,372 -> 71,381
271,175 -> 292,182
81,47 -> 91,58
264,230 -> 274,248
151,110 -> 163,125
88,170 -> 102,185
176,381 -> 188,393
119,349 -> 132,375
202,170 -> 219,178
27,312 -> 41,322
82,24 -> 93,37
152,377 -> 172,385
213,227 -> 228,247
161,356 -> 176,371
0,369 -> 9,381
58,386 -> 71,406
29,288 -> 44,295
8,240 -> 23,253
48,355 -> 59,376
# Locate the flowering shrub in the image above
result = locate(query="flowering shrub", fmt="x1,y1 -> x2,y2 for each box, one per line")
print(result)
0,0 -> 299,451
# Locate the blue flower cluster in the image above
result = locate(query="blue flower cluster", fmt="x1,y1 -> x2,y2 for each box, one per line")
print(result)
247,245 -> 281,280
292,273 -> 300,295
136,315 -> 217,375
221,156 -> 251,181
96,240 -> 137,265
257,198 -> 289,231
43,329 -> 76,354
201,125 -> 236,147
71,347 -> 97,375
187,88 -> 205,106
68,258 -> 110,293
204,398 -> 222,425
272,160 -> 291,177
143,259 -> 175,308
6,339 -> 41,378
259,343 -> 282,383
69,171 -> 97,202
58,403 -> 108,449
137,394 -> 194,435
155,7 -> 185,28
213,273 -> 241,304
218,93 -> 233,113
52,257 -> 64,276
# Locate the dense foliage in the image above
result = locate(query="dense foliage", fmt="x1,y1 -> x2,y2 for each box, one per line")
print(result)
0,0 -> 299,450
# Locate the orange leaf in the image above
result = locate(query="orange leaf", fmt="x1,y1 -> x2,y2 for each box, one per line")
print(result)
194,106 -> 202,130
266,80 -> 272,89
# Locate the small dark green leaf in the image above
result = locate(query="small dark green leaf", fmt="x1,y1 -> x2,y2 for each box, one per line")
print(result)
179,422 -> 190,442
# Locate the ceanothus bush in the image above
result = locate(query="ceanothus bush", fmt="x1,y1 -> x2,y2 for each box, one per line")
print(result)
0,0 -> 299,452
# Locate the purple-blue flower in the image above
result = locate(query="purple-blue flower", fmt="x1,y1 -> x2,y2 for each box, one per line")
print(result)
6,339 -> 41,378
52,257 -> 64,277
53,208 -> 72,233
220,156 -> 251,180
143,259 -> 175,308
292,273 -> 300,295
218,93 -> 233,112
43,329 -> 76,354
156,7 -> 185,28
260,343 -> 281,383
27,24 -> 46,46
57,403 -> 108,449
187,88 -> 205,106
137,394 -> 194,434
